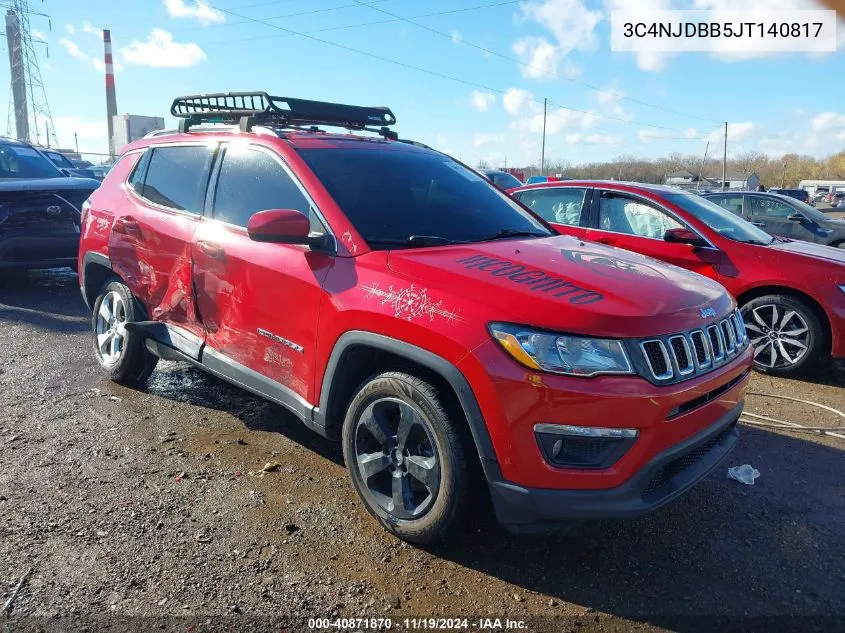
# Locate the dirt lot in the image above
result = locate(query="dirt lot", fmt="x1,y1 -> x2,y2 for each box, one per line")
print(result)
1,269 -> 843,633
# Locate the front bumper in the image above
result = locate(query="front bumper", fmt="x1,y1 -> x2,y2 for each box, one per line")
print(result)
0,233 -> 79,269
489,400 -> 741,534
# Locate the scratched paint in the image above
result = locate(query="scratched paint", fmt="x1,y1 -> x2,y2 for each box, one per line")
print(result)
363,282 -> 462,323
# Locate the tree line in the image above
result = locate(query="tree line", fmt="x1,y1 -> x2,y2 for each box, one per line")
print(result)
479,150 -> 845,187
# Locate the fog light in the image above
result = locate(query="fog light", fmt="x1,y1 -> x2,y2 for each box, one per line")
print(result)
534,424 -> 638,469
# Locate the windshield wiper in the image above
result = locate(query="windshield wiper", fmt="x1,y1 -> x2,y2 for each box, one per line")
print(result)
473,228 -> 549,242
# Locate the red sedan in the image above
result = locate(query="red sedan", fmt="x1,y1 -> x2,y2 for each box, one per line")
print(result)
510,181 -> 845,377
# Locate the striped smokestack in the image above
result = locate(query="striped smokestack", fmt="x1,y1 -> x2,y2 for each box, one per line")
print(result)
103,29 -> 118,157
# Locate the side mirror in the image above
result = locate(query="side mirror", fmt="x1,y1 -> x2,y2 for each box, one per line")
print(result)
664,227 -> 706,247
787,213 -> 805,222
247,209 -> 318,246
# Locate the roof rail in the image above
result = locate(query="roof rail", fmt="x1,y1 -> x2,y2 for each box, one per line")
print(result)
170,91 -> 398,139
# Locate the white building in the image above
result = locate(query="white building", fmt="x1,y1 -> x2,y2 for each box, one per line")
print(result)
798,179 -> 845,195
112,114 -> 165,153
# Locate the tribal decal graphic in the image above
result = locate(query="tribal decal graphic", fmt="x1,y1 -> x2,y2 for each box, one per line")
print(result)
363,283 -> 462,323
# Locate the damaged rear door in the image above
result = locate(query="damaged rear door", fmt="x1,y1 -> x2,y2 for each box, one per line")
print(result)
110,143 -> 217,354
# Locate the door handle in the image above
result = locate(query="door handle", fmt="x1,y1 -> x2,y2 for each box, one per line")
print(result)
197,240 -> 225,259
595,238 -> 615,245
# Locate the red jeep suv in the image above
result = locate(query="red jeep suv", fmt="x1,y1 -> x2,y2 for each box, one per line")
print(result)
78,93 -> 752,542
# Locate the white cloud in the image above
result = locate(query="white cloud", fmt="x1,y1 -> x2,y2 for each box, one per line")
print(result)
502,88 -> 537,116
705,121 -> 755,143
474,132 -> 505,147
512,107 -> 600,135
512,36 -> 563,80
450,30 -> 462,45
31,29 -> 47,42
82,21 -> 103,38
683,127 -> 698,138
603,0 -> 675,71
164,0 -> 225,25
64,24 -> 75,35
596,82 -> 633,121
811,112 -> 845,132
122,29 -> 206,68
59,38 -> 87,60
469,90 -> 495,112
514,0 -> 602,80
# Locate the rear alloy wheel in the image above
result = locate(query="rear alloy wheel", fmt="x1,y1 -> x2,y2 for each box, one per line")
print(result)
91,280 -> 158,384
342,372 -> 469,544
741,294 -> 823,377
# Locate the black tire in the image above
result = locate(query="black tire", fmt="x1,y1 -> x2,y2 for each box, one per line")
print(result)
342,371 -> 469,544
741,294 -> 824,377
91,279 -> 158,384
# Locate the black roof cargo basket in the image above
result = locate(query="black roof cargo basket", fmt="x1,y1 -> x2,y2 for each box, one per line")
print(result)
171,92 -> 397,138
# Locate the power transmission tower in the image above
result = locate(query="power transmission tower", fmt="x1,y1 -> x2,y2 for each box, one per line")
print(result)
4,0 -> 57,146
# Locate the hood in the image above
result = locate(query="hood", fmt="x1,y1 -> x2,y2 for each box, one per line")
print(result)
768,239 -> 845,265
388,234 -> 733,338
0,176 -> 100,191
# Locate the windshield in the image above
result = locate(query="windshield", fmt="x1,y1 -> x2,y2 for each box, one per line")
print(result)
488,172 -> 522,189
297,147 -> 551,248
779,196 -> 829,222
664,192 -> 775,245
0,144 -> 63,179
43,150 -> 75,168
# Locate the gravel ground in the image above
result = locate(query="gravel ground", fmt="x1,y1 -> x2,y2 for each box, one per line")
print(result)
1,269 -> 843,633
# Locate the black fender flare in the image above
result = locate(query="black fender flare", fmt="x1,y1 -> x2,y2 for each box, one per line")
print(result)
314,331 -> 502,481
80,252 -> 112,309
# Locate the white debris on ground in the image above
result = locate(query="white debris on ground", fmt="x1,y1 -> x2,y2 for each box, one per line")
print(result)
727,464 -> 761,485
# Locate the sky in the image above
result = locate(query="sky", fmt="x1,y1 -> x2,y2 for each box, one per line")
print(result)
3,0 -> 845,167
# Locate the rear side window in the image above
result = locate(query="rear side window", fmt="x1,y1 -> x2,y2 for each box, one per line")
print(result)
139,145 -> 215,212
516,187 -> 587,225
212,146 -> 321,232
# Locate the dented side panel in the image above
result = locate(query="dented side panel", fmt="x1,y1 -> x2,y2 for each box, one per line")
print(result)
192,219 -> 333,403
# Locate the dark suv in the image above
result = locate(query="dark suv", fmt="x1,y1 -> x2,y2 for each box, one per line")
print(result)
767,188 -> 811,205
0,138 -> 100,270
77,92 -> 751,542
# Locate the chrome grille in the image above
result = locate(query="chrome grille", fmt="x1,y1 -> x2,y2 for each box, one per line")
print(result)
636,309 -> 748,383
640,340 -> 673,380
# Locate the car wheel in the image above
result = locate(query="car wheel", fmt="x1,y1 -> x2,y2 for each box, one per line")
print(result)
91,279 -> 158,384
741,295 -> 824,377
342,371 -> 469,544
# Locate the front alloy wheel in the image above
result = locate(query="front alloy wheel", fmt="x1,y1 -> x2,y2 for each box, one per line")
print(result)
342,372 -> 469,544
354,397 -> 441,520
741,295 -> 823,376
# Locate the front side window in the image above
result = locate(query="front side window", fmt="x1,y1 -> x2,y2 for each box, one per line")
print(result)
516,187 -> 587,226
598,192 -> 683,238
141,145 -> 215,212
708,195 -> 745,216
662,192 -> 774,245
747,196 -> 794,218
213,146 -> 322,234
489,172 -> 522,189
296,147 -> 550,248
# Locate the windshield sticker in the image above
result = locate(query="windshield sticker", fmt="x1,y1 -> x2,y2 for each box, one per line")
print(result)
364,283 -> 462,323
11,147 -> 41,158
455,254 -> 604,305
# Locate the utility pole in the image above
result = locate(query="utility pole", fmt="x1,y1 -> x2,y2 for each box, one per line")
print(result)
698,141 -> 710,186
540,98 -> 547,175
722,121 -> 728,191
74,132 -> 79,153
5,10 -> 29,141
781,161 -> 786,188
103,30 -> 118,158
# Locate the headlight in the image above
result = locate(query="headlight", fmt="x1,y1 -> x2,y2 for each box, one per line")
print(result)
489,323 -> 633,377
